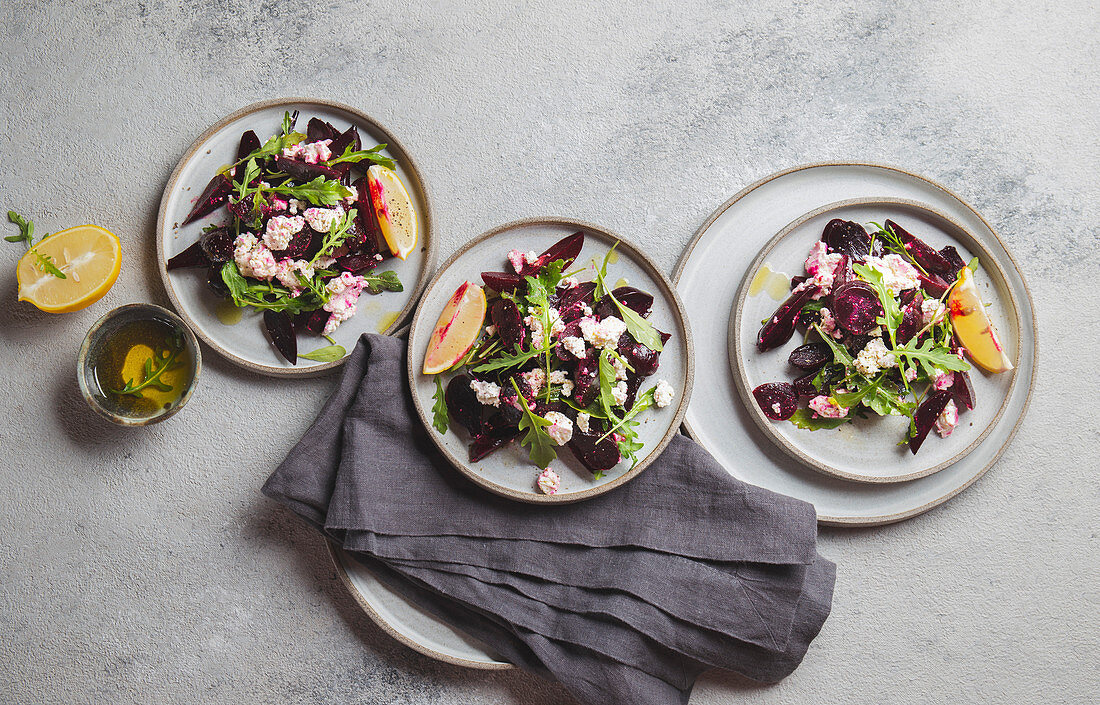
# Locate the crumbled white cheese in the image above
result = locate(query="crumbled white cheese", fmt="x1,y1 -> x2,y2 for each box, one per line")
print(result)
560,276 -> 579,289
654,379 -> 675,408
611,356 -> 628,381
921,298 -> 946,326
321,272 -> 368,335
263,215 -> 305,251
484,324 -> 497,337
854,338 -> 897,377
561,335 -> 586,358
524,308 -> 564,348
282,138 -> 333,164
864,254 -> 921,293
544,411 -> 574,446
233,233 -> 279,280
273,258 -> 314,292
520,368 -> 546,396
935,399 -> 959,438
802,240 -> 844,299
611,380 -> 628,406
303,206 -> 343,234
808,394 -> 849,419
575,411 -> 591,434
818,307 -> 844,339
560,379 -> 574,398
508,249 -> 539,273
931,368 -> 955,390
470,379 -> 501,407
536,467 -> 561,495
580,316 -> 627,350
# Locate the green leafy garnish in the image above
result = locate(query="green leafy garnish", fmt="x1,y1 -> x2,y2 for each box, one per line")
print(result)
789,408 -> 850,430
363,270 -> 403,295
263,176 -> 354,206
869,221 -> 928,275
893,337 -> 971,376
510,378 -> 557,468
592,245 -> 663,351
235,158 -> 260,200
299,344 -> 347,362
852,262 -> 902,345
221,262 -> 315,313
431,376 -> 449,434
309,209 -> 359,264
110,334 -> 184,397
327,143 -> 396,170
281,110 -> 296,136
6,211 -> 66,279
597,349 -> 622,422
812,324 -> 853,366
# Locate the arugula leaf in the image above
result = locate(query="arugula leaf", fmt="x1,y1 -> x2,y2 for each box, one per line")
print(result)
431,376 -> 449,434
592,250 -> 664,351
6,211 -> 33,244
598,387 -> 656,445
32,250 -> 66,279
281,110 -> 297,136
470,344 -> 549,373
110,335 -> 183,397
510,379 -> 557,468
789,408 -> 850,430
363,270 -> 403,294
235,158 -> 260,200
265,177 -> 354,206
832,374 -> 884,408
597,349 -> 622,422
893,337 -> 971,376
299,344 -> 347,362
812,324 -> 853,366
869,221 -> 928,275
852,262 -> 902,344
220,262 -> 315,313
309,209 -> 358,264
327,143 -> 396,170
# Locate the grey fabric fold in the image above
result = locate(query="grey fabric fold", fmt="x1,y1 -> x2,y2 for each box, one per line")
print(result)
263,334 -> 835,705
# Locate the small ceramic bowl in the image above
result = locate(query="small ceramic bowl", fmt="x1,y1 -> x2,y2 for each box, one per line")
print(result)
77,303 -> 201,426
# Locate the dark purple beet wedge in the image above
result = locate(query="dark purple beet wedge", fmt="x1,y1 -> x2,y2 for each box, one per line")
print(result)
336,253 -> 379,273
282,228 -> 314,259
200,227 -> 236,263
166,241 -> 209,270
793,372 -> 819,398
788,343 -> 830,371
328,125 -> 360,160
491,299 -> 527,350
918,272 -> 951,298
752,382 -> 798,420
832,281 -> 884,334
263,310 -> 297,364
558,281 -> 596,308
353,176 -> 386,256
470,412 -> 521,462
518,231 -> 585,276
756,284 -> 821,351
618,338 -> 660,377
909,390 -> 952,454
612,286 -> 653,317
481,271 -> 523,294
885,220 -> 954,277
307,117 -> 335,142
293,309 -> 329,336
938,245 -> 967,277
950,370 -> 975,412
572,355 -> 600,407
181,174 -> 233,226
822,219 -> 871,260
568,421 -> 622,475
896,289 -> 924,344
207,264 -> 229,296
274,155 -> 343,183
236,130 -> 261,163
445,374 -> 483,435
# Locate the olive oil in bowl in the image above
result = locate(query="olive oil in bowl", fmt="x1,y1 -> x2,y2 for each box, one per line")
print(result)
78,304 -> 201,425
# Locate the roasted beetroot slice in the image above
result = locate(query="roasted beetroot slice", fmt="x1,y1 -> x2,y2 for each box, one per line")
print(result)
236,130 -> 261,162
294,309 -> 329,335
274,155 -> 343,182
885,220 -> 955,277
619,338 -> 660,377
491,299 -> 527,350
568,422 -> 621,475
482,271 -> 523,294
351,177 -> 386,256
832,281 -> 884,334
831,254 -> 851,289
263,310 -> 297,364
788,343 -> 830,371
896,297 -> 923,344
181,174 -> 232,226
793,372 -> 819,398
206,264 -> 230,296
281,228 -> 314,259
445,374 -> 483,435
558,281 -> 596,308
756,284 -> 821,352
612,286 -> 653,317
950,370 -> 975,411
555,320 -> 584,360
336,253 -> 379,273
573,355 -> 600,406
166,240 -> 210,270
822,219 -> 871,260
521,231 -> 585,275
909,390 -> 952,454
470,414 -> 521,462
919,272 -> 951,298
939,245 -> 967,277
307,117 -> 335,142
752,382 -> 797,420
200,227 -> 236,263
328,125 -> 360,160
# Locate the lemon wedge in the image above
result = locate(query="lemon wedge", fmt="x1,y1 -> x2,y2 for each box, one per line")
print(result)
422,282 -> 486,375
948,266 -> 1013,373
367,164 -> 418,260
16,225 -> 122,313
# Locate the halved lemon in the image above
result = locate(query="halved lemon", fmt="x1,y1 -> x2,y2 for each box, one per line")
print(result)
948,266 -> 1013,373
16,224 -> 122,313
422,281 -> 486,375
367,164 -> 418,260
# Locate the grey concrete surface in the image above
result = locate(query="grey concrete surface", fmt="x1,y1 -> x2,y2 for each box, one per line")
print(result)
1,1 -> 1097,703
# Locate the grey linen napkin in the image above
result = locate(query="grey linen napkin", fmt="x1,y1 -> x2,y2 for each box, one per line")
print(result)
263,334 -> 835,704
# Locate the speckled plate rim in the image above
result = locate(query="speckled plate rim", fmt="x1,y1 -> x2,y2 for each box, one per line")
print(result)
729,197 -> 1020,483
155,97 -> 436,378
76,303 -> 202,426
407,216 -> 695,504
673,161 -> 1037,526
327,543 -> 512,670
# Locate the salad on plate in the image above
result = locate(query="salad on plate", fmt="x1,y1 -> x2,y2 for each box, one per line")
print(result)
751,218 -> 1013,454
166,110 -> 416,364
421,232 -> 678,494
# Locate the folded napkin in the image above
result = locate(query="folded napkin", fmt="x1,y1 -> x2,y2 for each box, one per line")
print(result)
263,334 -> 835,705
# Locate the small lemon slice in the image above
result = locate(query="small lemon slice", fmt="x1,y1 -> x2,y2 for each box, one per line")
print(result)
948,266 -> 1013,373
367,164 -> 418,260
16,224 -> 122,313
422,282 -> 486,375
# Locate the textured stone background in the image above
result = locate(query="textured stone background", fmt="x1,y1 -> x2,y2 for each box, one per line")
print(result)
1,0 -> 1097,703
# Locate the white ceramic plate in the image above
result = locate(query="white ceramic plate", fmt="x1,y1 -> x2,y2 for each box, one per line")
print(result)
731,198 -> 1019,483
329,544 -> 510,669
407,217 -> 694,503
156,98 -> 435,377
675,163 -> 1036,525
